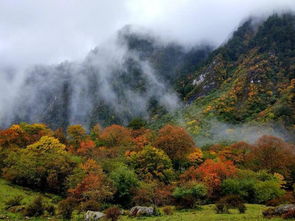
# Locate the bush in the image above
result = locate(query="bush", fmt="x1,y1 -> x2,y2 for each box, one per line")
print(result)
23,196 -> 45,217
79,200 -> 100,212
5,195 -> 23,209
105,206 -> 121,221
172,183 -> 207,208
45,204 -> 55,216
162,206 -> 174,215
221,170 -> 285,203
215,195 -> 246,214
266,192 -> 295,206
263,208 -> 275,218
282,209 -> 295,219
58,197 -> 77,219
254,181 -> 284,203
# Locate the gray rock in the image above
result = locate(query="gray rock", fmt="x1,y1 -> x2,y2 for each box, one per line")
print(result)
274,204 -> 295,215
130,206 -> 154,216
85,211 -> 105,221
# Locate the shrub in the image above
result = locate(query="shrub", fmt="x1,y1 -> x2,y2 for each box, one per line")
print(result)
105,206 -> 121,221
254,181 -> 285,203
23,196 -> 45,217
172,183 -> 207,208
5,195 -> 23,209
45,204 -> 55,216
263,208 -> 275,218
215,195 -> 246,214
162,206 -> 174,215
282,209 -> 295,219
266,192 -> 295,206
58,197 -> 77,219
221,170 -> 286,203
79,200 -> 100,212
221,178 -> 256,202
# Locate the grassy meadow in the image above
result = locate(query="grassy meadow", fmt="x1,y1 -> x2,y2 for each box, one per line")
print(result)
0,178 -> 285,221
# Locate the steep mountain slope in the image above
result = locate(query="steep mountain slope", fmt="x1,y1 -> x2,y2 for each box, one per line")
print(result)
2,28 -> 211,129
155,13 -> 295,144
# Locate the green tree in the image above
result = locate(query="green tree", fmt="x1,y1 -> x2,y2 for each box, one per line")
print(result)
110,165 -> 139,206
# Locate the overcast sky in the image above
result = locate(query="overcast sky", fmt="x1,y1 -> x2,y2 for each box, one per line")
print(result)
0,0 -> 294,69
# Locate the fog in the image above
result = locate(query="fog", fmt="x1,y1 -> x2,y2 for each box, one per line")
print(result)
0,0 -> 294,69
192,120 -> 294,146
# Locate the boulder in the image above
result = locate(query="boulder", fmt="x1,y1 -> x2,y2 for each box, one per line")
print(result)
130,206 -> 154,216
274,204 -> 295,215
85,211 -> 105,221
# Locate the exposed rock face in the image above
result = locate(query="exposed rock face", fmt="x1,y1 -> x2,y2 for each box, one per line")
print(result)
85,211 -> 105,221
130,206 -> 154,216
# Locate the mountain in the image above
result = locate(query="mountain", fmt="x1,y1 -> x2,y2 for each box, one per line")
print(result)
1,27 -> 211,129
1,13 -> 294,138
154,13 -> 295,144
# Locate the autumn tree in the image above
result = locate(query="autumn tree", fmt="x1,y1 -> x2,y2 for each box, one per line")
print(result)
180,159 -> 237,196
3,136 -> 77,193
77,140 -> 96,156
100,124 -> 133,147
187,148 -> 203,166
245,135 -> 295,179
154,124 -> 195,163
90,124 -> 102,146
0,123 -> 52,149
53,128 -> 67,144
132,129 -> 154,150
68,159 -> 114,204
127,146 -> 175,183
208,141 -> 252,164
67,125 -> 87,151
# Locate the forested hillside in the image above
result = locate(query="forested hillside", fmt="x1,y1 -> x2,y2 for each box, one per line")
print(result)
155,14 -> 295,144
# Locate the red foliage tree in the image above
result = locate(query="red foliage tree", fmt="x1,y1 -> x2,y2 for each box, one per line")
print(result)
69,160 -> 114,202
245,135 -> 295,177
180,159 -> 237,196
77,140 -> 96,156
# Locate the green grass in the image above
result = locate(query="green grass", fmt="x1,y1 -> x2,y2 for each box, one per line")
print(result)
0,178 -> 285,221
120,205 -> 284,221
0,178 -> 60,220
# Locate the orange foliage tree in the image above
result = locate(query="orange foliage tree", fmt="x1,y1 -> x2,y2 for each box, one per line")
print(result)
0,123 -> 52,148
180,159 -> 237,196
68,159 -> 114,203
77,140 -> 96,156
208,141 -> 252,164
100,125 -> 133,147
154,124 -> 195,162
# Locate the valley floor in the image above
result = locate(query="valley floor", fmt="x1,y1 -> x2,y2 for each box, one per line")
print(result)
120,204 -> 284,221
0,179 -> 285,221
